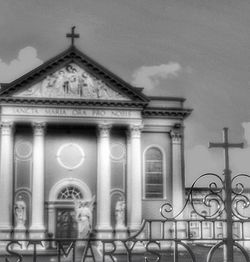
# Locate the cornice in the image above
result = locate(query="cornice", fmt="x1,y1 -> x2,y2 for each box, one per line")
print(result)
148,96 -> 186,102
0,96 -> 147,109
142,107 -> 193,120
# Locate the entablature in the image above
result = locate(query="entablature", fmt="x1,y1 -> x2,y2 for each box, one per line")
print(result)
0,105 -> 143,126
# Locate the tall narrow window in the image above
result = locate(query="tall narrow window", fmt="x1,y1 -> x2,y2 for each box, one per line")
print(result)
145,147 -> 164,199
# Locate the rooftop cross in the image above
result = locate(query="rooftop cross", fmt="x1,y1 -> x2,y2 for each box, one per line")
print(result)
66,26 -> 80,46
209,127 -> 244,171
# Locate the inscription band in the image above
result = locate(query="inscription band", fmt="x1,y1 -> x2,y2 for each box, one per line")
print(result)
2,107 -> 141,119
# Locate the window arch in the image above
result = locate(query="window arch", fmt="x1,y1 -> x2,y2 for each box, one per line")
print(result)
49,178 -> 92,202
144,146 -> 164,199
57,186 -> 83,200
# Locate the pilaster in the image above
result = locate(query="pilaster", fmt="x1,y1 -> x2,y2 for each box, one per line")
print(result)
170,127 -> 185,218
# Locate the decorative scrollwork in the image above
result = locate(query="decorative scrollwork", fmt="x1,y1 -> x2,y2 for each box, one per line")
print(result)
233,182 -> 244,195
160,173 -> 225,220
160,202 -> 173,219
160,198 -> 190,220
208,181 -> 223,195
231,174 -> 250,220
189,173 -> 225,219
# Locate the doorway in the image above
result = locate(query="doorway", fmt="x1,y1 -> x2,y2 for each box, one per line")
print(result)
48,178 -> 92,238
55,208 -> 77,238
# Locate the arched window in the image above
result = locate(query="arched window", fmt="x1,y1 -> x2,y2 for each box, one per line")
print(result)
144,147 -> 164,199
57,186 -> 83,200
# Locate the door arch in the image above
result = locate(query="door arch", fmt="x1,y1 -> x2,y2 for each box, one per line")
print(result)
47,178 -> 92,237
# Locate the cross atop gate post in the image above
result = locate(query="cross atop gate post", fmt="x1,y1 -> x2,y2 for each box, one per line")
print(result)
209,127 -> 244,171
209,127 -> 244,262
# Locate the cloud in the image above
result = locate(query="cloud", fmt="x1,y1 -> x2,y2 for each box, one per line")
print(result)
0,47 -> 43,83
131,63 -> 182,90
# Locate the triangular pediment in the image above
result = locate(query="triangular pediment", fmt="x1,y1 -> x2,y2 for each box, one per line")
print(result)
0,46 -> 149,104
14,63 -> 129,101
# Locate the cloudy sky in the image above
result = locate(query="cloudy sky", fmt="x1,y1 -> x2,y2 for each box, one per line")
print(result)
1,0 -> 250,185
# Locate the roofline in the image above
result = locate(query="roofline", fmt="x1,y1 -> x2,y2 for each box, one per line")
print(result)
0,47 -> 73,90
0,46 -> 149,103
72,47 -> 150,102
142,107 -> 192,120
148,96 -> 186,102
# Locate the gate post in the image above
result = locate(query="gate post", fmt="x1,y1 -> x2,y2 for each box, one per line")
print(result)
209,127 -> 244,262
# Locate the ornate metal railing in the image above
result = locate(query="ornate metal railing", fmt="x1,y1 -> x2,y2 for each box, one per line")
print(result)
157,127 -> 250,261
1,128 -> 250,261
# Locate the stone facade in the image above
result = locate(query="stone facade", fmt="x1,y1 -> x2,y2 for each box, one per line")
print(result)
0,44 -> 192,239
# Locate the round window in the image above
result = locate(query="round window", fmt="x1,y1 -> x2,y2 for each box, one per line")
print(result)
57,143 -> 85,170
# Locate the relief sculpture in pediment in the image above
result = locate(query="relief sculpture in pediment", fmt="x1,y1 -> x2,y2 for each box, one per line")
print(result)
15,64 -> 129,100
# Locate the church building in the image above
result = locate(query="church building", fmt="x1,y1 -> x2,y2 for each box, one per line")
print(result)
0,28 -> 192,239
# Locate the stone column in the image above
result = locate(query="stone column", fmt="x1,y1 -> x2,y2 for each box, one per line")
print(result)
0,122 -> 14,238
96,124 -> 112,237
127,125 -> 142,232
170,127 -> 186,237
170,128 -> 185,218
30,122 -> 46,238
126,131 -> 132,230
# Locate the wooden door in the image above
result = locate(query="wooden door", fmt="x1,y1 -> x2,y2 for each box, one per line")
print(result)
55,208 -> 78,239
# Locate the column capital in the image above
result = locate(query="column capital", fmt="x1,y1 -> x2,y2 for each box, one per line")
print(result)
128,125 -> 143,139
0,121 -> 14,136
97,124 -> 112,138
170,129 -> 182,143
32,122 -> 46,136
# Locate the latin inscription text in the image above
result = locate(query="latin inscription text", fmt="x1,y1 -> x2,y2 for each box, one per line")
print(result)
3,107 -> 140,119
